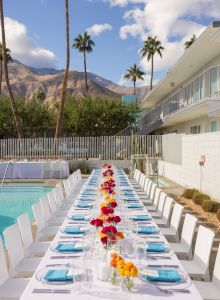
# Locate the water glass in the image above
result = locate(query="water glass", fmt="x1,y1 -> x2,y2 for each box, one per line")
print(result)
135,239 -> 146,268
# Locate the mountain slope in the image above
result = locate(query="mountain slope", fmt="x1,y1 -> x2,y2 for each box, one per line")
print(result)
1,61 -> 149,102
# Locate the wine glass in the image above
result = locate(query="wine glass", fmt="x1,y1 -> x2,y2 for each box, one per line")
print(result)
136,239 -> 146,269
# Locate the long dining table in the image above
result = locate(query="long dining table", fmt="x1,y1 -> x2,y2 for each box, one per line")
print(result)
20,168 -> 203,300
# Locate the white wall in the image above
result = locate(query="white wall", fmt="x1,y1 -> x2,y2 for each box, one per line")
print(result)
159,132 -> 220,201
162,133 -> 184,164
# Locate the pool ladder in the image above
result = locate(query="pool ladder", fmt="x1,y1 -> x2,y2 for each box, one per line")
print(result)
1,161 -> 11,188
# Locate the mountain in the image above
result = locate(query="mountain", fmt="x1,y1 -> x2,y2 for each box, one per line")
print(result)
1,61 -> 149,102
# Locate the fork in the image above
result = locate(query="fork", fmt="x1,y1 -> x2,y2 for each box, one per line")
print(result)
157,287 -> 190,294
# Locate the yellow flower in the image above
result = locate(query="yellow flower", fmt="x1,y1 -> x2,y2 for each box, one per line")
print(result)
118,268 -> 124,277
99,233 -> 106,238
124,270 -> 131,277
131,266 -> 138,277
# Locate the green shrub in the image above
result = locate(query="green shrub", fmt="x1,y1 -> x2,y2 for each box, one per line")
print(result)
211,201 -> 220,213
193,193 -> 210,205
202,200 -> 213,212
183,188 -> 199,199
217,209 -> 220,222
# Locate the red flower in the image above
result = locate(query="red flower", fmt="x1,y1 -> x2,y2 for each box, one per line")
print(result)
101,206 -> 114,215
101,237 -> 108,244
113,216 -> 121,223
108,226 -> 117,235
106,216 -> 114,223
101,226 -> 109,234
109,201 -> 117,208
90,218 -> 103,227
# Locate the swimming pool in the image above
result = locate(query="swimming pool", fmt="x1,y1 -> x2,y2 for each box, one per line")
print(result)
0,184 -> 52,239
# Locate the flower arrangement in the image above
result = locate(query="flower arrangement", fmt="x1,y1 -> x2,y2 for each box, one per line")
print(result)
99,226 -> 124,245
110,253 -> 138,291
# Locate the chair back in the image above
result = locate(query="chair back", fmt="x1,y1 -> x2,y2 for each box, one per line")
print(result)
139,174 -> 145,188
32,202 -> 45,233
157,192 -> 167,215
149,183 -> 156,201
134,169 -> 141,182
181,213 -> 197,255
143,178 -> 150,192
153,187 -> 161,207
194,225 -> 215,280
213,243 -> 220,286
17,213 -> 33,250
0,239 -> 9,285
170,203 -> 184,238
146,181 -> 152,197
63,180 -> 70,197
162,197 -> 174,224
48,192 -> 58,215
3,224 -> 24,272
40,196 -> 51,222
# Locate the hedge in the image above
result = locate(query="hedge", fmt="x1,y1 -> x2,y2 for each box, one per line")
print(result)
183,188 -> 199,199
192,193 -> 210,205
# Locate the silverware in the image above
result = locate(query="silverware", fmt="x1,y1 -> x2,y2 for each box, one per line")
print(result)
60,236 -> 83,239
50,255 -> 81,259
147,255 -> 171,260
32,289 -> 71,294
147,264 -> 180,268
157,287 -> 190,294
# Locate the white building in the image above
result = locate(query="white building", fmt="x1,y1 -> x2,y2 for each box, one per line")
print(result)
141,21 -> 220,135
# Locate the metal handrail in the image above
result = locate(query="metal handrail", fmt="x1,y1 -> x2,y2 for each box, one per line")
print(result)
1,161 -> 11,188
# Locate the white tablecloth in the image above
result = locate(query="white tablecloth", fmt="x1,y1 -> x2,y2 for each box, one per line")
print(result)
0,161 -> 69,179
20,170 -> 202,300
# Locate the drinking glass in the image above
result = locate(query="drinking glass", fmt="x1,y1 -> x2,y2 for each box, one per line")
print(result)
135,239 -> 146,269
125,238 -> 135,258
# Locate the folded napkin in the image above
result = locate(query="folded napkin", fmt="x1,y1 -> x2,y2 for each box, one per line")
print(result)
77,203 -> 92,209
132,215 -> 151,221
126,198 -> 139,202
64,227 -> 86,234
56,243 -> 83,252
79,197 -> 94,201
71,215 -> 85,221
128,204 -> 143,209
121,187 -> 133,191
145,269 -> 181,282
44,270 -> 73,282
124,191 -> 135,195
146,243 -> 165,252
138,226 -> 157,234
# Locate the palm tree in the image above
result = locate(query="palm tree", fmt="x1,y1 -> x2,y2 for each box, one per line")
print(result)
141,36 -> 165,91
55,0 -> 70,138
184,34 -> 196,50
124,64 -> 145,95
0,0 -> 23,138
0,43 -> 12,93
72,32 -> 95,93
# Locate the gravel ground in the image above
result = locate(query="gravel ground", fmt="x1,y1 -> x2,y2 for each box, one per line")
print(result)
174,196 -> 220,233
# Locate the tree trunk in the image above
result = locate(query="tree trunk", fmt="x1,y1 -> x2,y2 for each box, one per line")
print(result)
83,51 -> 88,93
0,0 -> 23,138
55,0 -> 70,138
150,55 -> 154,91
133,80 -> 136,96
0,59 -> 2,94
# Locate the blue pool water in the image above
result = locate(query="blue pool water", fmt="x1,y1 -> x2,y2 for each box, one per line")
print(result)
0,184 -> 52,239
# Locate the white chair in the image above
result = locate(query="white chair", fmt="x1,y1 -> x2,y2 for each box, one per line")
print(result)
52,188 -> 70,211
3,224 -> 41,277
32,203 -> 58,241
180,225 -> 215,281
193,243 -> 220,300
40,196 -> 65,226
141,181 -> 154,203
169,213 -> 197,259
150,191 -> 167,218
0,239 -> 29,300
145,187 -> 161,212
160,203 -> 184,242
17,213 -> 50,257
155,197 -> 174,227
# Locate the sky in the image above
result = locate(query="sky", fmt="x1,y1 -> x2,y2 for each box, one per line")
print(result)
2,0 -> 220,87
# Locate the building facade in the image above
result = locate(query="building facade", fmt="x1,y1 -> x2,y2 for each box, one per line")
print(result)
141,21 -> 220,135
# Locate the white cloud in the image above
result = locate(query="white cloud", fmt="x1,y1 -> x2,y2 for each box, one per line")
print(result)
87,23 -> 112,36
1,17 -> 56,68
114,0 -> 220,78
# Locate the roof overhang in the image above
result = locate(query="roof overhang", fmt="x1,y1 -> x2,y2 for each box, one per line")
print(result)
141,21 -> 220,111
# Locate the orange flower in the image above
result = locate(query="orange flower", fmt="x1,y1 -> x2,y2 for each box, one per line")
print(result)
117,232 -> 124,239
131,266 -> 138,277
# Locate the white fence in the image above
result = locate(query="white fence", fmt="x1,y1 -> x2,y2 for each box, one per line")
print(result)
0,135 -> 162,160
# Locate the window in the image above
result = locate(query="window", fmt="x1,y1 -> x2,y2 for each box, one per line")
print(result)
210,67 -> 218,97
190,125 -> 201,134
211,121 -> 217,132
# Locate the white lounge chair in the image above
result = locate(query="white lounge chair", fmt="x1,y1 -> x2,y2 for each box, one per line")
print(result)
169,213 -> 197,259
180,225 -> 215,281
0,239 -> 29,300
160,203 -> 184,242
3,224 -> 41,277
193,243 -> 220,300
17,213 -> 50,257
155,197 -> 174,227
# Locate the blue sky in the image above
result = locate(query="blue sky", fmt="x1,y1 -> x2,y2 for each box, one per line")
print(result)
3,0 -> 219,86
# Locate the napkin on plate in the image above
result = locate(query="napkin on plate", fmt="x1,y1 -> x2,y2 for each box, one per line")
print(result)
71,215 -> 86,221
77,203 -> 92,209
44,269 -> 73,282
64,227 -> 86,234
146,243 -> 165,252
56,243 -> 83,252
128,204 -> 143,209
132,215 -> 151,221
138,226 -> 157,234
145,269 -> 181,282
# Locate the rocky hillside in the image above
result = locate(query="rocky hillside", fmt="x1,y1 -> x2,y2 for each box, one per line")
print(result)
1,61 -> 149,102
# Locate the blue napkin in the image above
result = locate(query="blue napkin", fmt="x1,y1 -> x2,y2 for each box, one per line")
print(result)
64,227 -> 86,234
56,243 -> 83,252
147,243 -> 165,252
128,205 -> 143,209
124,191 -> 135,195
77,203 -> 92,209
145,270 -> 181,282
132,215 -> 151,221
126,198 -> 139,202
121,187 -> 133,191
138,226 -> 157,234
71,215 -> 85,221
79,197 -> 94,201
44,270 -> 73,282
